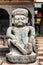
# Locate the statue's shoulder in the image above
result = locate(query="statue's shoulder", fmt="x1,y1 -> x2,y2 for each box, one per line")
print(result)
8,27 -> 12,29
7,27 -> 13,34
28,26 -> 35,29
7,27 -> 12,30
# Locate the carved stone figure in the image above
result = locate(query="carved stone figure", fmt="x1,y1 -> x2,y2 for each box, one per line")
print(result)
6,8 -> 37,64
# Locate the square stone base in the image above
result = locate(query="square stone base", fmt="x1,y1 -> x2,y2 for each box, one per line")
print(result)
6,53 -> 36,64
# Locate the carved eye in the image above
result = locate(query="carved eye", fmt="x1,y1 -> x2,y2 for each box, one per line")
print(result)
15,18 -> 19,20
21,18 -> 25,20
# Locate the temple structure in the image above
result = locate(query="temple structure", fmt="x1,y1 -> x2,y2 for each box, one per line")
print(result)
0,0 -> 40,65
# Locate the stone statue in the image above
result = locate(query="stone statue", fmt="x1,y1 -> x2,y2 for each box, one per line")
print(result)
6,8 -> 37,64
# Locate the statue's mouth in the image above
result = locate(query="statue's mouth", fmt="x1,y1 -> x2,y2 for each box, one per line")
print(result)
14,25 -> 25,27
13,23 -> 26,27
12,22 -> 31,27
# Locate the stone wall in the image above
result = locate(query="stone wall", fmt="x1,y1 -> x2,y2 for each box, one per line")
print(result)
0,4 -> 34,26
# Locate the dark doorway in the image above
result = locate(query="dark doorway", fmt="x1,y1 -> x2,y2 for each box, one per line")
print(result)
40,4 -> 43,36
0,8 -> 9,35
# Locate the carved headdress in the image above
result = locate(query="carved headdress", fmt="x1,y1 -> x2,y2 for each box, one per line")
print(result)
12,8 -> 28,17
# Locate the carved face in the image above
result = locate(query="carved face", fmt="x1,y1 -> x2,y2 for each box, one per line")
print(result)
13,15 -> 28,26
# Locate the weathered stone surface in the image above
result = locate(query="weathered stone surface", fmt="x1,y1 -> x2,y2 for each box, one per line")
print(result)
6,8 -> 37,64
12,41 -> 32,55
2,59 -> 40,65
6,52 -> 36,64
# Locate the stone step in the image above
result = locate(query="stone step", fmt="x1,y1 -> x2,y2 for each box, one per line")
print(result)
40,62 -> 43,65
37,58 -> 43,63
38,54 -> 43,56
37,56 -> 43,60
36,44 -> 43,47
35,37 -> 43,45
37,37 -> 43,39
38,51 -> 43,56
0,45 -> 9,54
37,47 -> 43,52
38,49 -> 43,51
39,59 -> 43,62
36,39 -> 43,41
37,40 -> 43,42
38,47 -> 43,50
38,47 -> 43,49
36,37 -> 43,65
38,51 -> 43,54
37,41 -> 43,44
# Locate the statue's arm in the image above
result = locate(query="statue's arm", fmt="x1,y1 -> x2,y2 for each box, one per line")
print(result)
29,26 -> 37,53
29,26 -> 35,44
6,27 -> 16,39
7,27 -> 27,54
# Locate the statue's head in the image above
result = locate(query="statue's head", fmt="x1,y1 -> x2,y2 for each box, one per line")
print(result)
12,8 -> 32,27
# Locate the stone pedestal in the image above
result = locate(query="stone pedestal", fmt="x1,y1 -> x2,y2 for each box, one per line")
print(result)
2,59 -> 40,65
6,52 -> 37,64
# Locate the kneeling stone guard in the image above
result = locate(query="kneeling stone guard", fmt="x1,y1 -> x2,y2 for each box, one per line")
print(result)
6,8 -> 38,64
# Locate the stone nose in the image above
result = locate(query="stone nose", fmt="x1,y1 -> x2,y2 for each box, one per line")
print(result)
18,20 -> 22,23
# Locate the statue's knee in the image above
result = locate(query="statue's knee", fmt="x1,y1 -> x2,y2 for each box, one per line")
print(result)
24,43 -> 32,54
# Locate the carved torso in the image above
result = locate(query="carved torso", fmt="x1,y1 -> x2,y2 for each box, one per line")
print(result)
6,8 -> 37,64
11,26 -> 30,44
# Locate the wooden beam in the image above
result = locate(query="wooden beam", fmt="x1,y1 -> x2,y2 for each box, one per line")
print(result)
0,0 -> 33,5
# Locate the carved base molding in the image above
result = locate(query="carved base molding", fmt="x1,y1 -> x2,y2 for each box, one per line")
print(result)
6,53 -> 36,64
1,59 -> 40,65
